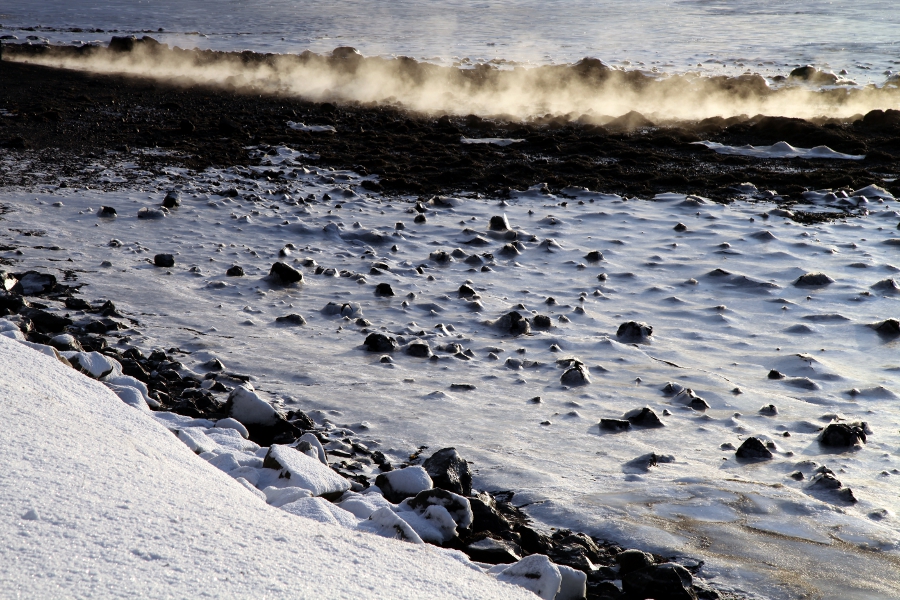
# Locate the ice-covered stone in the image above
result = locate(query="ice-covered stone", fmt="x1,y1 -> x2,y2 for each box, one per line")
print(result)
492,554 -> 562,600
375,466 -> 433,503
263,444 -> 351,498
226,385 -> 278,426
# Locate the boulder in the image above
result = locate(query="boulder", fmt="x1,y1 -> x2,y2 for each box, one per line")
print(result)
406,341 -> 432,358
600,418 -> 631,432
493,554 -> 562,600
225,385 -> 277,426
162,191 -> 180,208
794,272 -> 834,287
269,261 -> 303,284
153,254 -> 175,268
616,549 -> 655,576
489,214 -> 511,231
374,282 -> 394,297
374,465 -> 433,503
736,436 -> 773,460
13,271 -> 56,296
626,407 -> 663,427
98,206 -> 117,217
874,319 -> 900,335
137,207 -> 167,219
820,422 -> 867,447
263,445 -> 350,499
617,321 -> 653,342
364,333 -> 397,352
560,363 -> 591,386
406,488 -> 473,528
275,314 -> 306,325
622,563 -> 697,600
466,537 -> 522,564
226,265 -> 244,277
422,448 -> 472,496
495,311 -> 531,335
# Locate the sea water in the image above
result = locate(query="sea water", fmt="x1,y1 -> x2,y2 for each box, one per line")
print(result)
2,0 -> 900,85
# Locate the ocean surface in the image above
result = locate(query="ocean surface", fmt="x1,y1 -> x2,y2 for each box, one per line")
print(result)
2,0 -> 900,85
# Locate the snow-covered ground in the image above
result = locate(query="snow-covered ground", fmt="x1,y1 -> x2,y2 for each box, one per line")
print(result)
2,145 -> 900,598
0,334 -> 538,599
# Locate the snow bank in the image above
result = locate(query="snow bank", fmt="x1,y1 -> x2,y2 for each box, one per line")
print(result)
0,336 -> 533,600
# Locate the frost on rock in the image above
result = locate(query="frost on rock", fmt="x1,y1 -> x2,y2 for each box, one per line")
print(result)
492,554 -> 562,600
226,385 -> 277,426
280,496 -> 360,528
337,490 -> 397,519
359,507 -> 424,544
263,444 -> 351,498
405,488 -> 473,529
395,504 -> 459,543
374,465 -> 433,503
62,350 -> 121,379
262,485 -> 313,507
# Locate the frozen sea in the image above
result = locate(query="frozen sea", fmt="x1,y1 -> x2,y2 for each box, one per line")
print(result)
2,0 -> 900,85
2,1 -> 900,599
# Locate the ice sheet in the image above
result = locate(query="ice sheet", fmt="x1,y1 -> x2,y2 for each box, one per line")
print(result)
2,149 -> 900,599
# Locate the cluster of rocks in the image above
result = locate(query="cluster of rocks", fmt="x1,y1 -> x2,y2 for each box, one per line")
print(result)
0,270 -> 738,599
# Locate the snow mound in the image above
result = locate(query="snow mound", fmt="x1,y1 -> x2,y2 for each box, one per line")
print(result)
0,336 -> 533,600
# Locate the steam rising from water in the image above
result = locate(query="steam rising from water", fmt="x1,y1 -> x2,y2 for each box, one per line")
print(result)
9,41 -> 900,122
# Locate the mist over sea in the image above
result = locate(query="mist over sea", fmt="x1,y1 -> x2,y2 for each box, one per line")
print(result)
2,0 -> 899,85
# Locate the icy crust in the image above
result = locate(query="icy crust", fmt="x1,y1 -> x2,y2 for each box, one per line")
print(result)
0,336 -> 536,600
3,152 -> 900,599
694,140 -> 866,161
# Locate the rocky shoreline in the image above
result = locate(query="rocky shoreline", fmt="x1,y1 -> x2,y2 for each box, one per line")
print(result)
1,40 -> 899,218
0,267 -> 739,600
2,38 -> 896,599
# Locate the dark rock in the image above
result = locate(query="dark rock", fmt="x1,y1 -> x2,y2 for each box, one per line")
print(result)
616,549 -> 655,576
408,487 -> 472,525
768,369 -> 785,379
108,35 -> 137,52
406,341 -> 431,357
759,404 -> 778,415
736,437 -> 773,460
561,363 -> 591,386
204,358 -> 225,371
13,271 -> 56,295
789,65 -> 838,84
794,272 -> 834,287
820,422 -> 867,447
673,223 -> 688,232
162,191 -> 180,208
622,563 -> 697,600
584,250 -> 603,262
458,284 -> 478,298
495,311 -> 531,335
874,319 -> 900,335
414,214 -> 427,224
626,407 -> 663,427
269,261 -> 303,284
374,282 -> 394,297
465,536 -> 522,564
600,418 -> 632,432
532,314 -> 552,329
48,334 -> 82,352
64,297 -> 91,311
153,254 -> 175,268
98,206 -> 117,217
226,265 -> 244,277
469,492 -> 513,534
617,321 -> 652,342
489,215 -> 511,231
19,308 -> 72,334
275,313 -> 306,325
364,332 -> 397,352
422,448 -> 472,496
